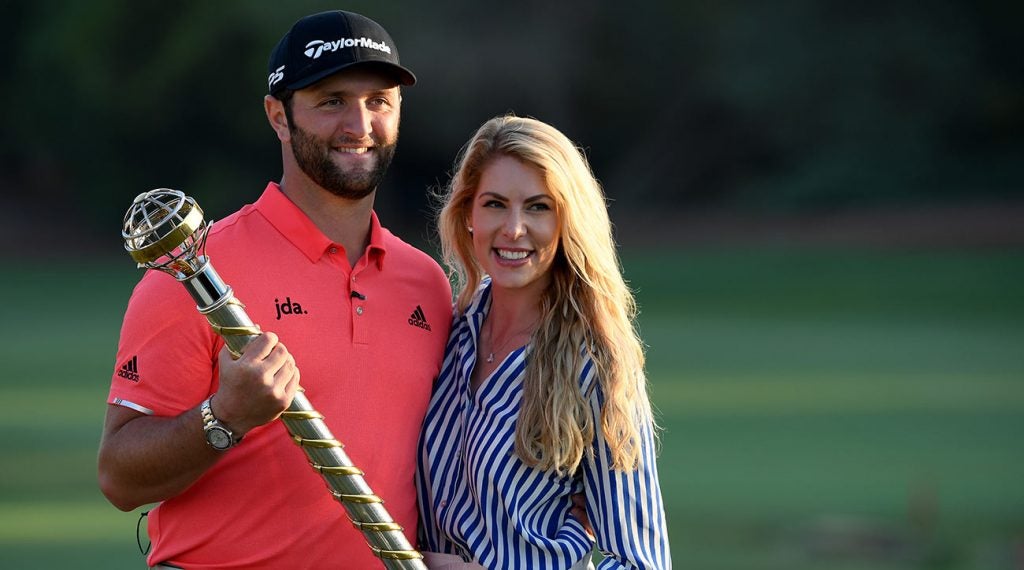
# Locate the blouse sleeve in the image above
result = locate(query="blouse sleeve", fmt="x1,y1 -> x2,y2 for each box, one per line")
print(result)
580,361 -> 672,569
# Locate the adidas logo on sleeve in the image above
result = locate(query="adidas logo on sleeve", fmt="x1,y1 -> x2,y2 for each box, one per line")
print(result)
116,355 -> 140,382
408,305 -> 431,331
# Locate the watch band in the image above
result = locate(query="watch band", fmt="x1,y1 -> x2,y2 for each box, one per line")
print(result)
201,396 -> 240,450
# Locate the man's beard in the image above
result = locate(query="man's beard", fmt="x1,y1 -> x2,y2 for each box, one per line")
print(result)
289,123 -> 396,200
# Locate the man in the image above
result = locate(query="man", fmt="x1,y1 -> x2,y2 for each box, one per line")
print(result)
98,11 -> 452,568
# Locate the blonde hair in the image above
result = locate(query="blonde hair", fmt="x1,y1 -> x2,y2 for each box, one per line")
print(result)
437,115 -> 653,473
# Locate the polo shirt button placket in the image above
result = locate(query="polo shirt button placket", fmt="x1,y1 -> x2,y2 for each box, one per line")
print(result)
356,306 -> 364,316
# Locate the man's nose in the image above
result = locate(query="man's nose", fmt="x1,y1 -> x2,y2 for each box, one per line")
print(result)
340,103 -> 372,139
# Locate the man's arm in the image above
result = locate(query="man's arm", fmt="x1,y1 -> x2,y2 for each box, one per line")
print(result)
97,403 -> 216,511
97,333 -> 301,511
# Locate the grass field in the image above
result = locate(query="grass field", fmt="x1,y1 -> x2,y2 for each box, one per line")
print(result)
1,247 -> 1021,569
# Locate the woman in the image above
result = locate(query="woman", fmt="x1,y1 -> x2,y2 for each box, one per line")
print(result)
416,115 -> 671,569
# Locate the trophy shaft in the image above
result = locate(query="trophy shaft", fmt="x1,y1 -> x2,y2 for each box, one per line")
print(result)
180,262 -> 261,358
280,393 -> 427,566
181,260 -> 231,311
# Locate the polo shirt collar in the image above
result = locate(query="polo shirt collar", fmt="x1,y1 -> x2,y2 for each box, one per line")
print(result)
255,182 -> 388,268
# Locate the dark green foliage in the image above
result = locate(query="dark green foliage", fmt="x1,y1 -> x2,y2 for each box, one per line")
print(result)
2,1 -> 1021,251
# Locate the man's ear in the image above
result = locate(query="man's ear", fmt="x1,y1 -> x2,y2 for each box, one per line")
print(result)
264,95 -> 290,143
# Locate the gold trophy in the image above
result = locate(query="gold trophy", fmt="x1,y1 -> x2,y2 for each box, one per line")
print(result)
122,188 -> 425,569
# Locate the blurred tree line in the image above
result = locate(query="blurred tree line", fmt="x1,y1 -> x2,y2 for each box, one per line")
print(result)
2,0 -> 1021,252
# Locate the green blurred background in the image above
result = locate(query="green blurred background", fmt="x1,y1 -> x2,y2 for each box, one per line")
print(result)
1,1 -> 1021,568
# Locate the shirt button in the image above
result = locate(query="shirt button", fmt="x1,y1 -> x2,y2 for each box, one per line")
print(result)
329,247 -> 337,254
351,276 -> 357,282
439,500 -> 447,508
356,306 -> 364,315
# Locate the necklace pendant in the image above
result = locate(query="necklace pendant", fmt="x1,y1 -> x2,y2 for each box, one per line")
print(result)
486,352 -> 495,363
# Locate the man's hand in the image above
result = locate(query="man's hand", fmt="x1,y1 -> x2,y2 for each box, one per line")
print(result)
213,332 -> 301,437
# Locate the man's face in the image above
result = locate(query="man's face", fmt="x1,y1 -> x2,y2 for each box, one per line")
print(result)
286,68 -> 401,199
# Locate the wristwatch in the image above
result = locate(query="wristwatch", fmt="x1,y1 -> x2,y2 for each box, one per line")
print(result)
201,396 -> 240,451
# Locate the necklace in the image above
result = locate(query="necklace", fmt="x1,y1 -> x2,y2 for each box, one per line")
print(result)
483,316 -> 538,364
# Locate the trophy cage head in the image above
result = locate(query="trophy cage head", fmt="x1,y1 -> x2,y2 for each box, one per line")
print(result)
122,188 -> 210,277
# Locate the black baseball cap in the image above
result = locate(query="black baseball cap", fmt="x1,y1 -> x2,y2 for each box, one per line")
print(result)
267,10 -> 416,96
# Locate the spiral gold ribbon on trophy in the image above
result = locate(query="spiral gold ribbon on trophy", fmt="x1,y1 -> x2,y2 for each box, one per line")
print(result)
122,189 -> 426,569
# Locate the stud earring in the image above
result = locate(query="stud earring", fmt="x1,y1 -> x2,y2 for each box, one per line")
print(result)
467,226 -> 473,233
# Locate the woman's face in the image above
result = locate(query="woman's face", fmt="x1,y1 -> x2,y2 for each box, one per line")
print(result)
469,155 -> 560,297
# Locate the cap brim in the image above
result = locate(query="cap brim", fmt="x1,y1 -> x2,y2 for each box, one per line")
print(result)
285,61 -> 416,92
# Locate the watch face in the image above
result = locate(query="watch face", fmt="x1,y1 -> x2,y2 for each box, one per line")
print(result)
207,427 -> 233,450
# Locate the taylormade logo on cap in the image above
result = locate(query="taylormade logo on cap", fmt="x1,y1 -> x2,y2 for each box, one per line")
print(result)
267,10 -> 417,95
303,37 -> 393,60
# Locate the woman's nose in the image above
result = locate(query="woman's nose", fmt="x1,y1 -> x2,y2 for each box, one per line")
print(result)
502,209 -> 526,240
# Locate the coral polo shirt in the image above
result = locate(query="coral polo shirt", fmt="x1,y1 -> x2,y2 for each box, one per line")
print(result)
108,183 -> 452,569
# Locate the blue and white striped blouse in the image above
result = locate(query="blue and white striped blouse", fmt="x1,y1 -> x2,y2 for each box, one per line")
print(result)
416,279 -> 671,569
